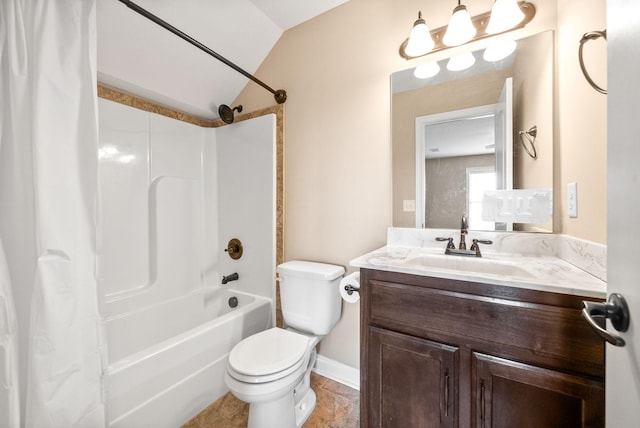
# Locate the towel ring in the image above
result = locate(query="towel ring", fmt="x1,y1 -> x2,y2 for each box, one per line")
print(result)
579,30 -> 607,95
518,125 -> 538,159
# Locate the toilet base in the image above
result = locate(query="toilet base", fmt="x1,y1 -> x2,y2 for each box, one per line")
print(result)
245,375 -> 317,428
247,391 -> 296,428
294,387 -> 316,427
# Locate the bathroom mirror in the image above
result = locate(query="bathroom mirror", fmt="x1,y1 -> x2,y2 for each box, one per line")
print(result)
392,30 -> 554,232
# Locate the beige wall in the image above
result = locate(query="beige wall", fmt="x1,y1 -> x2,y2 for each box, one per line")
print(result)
513,31 -> 554,232
556,0 -> 607,242
234,0 -> 606,369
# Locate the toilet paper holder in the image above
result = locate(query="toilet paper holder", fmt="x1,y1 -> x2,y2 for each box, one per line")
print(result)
340,272 -> 361,303
344,284 -> 359,296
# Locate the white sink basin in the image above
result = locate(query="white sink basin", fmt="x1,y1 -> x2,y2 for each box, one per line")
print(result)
403,253 -> 537,279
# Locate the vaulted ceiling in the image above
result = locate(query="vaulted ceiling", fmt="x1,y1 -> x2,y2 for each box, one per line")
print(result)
97,0 -> 349,118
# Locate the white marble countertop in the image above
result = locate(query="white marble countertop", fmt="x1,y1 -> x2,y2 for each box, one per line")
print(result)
349,228 -> 607,299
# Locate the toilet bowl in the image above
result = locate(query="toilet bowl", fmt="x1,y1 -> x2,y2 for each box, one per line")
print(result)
225,327 -> 321,428
224,260 -> 345,428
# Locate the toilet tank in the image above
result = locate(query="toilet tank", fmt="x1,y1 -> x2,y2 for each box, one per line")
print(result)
277,261 -> 345,335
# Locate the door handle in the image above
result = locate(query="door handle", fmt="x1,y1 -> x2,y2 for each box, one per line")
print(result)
582,293 -> 630,347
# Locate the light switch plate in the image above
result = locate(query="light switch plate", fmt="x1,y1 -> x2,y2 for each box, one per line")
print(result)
567,182 -> 578,218
403,200 -> 416,212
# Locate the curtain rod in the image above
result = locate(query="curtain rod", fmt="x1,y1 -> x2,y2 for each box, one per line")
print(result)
117,0 -> 287,104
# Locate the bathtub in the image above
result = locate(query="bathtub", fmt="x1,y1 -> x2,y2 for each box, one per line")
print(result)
104,287 -> 272,428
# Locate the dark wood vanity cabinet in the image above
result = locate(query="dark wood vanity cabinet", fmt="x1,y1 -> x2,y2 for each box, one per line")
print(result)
360,268 -> 605,428
368,327 -> 459,427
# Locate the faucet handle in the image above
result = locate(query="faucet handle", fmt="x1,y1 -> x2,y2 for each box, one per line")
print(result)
470,239 -> 493,248
470,239 -> 493,256
436,237 -> 456,249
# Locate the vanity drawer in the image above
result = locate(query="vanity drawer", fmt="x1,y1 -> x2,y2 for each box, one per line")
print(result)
366,276 -> 604,379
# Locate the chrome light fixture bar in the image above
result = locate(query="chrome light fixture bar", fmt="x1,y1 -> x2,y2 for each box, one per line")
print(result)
399,1 -> 536,60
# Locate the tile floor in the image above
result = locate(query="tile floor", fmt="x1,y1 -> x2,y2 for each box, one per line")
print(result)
182,372 -> 360,428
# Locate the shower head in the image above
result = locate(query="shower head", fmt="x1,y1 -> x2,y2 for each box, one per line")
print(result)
218,104 -> 243,124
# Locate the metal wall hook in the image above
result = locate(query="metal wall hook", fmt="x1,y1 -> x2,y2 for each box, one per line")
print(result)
579,30 -> 607,95
518,125 -> 538,159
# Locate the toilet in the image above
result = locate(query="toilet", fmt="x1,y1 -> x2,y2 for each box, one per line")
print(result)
224,260 -> 345,428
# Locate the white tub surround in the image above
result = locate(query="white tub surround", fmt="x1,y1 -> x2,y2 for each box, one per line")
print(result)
98,99 -> 278,427
350,227 -> 606,298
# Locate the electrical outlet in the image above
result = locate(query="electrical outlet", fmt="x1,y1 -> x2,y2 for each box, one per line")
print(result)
403,200 -> 416,212
567,182 -> 578,218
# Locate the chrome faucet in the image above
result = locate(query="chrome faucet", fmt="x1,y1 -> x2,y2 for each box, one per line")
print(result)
436,214 -> 493,257
459,214 -> 468,250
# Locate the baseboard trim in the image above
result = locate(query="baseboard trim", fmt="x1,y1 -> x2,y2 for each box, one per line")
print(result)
313,354 -> 360,391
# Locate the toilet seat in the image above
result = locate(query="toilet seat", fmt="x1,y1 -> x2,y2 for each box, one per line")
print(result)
228,328 -> 310,384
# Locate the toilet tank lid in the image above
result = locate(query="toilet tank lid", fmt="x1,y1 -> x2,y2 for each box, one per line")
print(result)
277,261 -> 345,280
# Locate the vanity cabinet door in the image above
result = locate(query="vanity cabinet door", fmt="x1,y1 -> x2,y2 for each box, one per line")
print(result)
472,352 -> 604,428
367,327 -> 458,428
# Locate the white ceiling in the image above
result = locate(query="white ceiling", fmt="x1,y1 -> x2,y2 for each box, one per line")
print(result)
250,0 -> 348,32
97,0 -> 349,118
424,115 -> 496,159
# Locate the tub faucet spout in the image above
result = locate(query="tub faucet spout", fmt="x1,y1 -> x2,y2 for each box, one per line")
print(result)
222,272 -> 239,285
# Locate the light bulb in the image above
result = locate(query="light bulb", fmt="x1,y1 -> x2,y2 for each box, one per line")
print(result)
414,62 -> 440,79
447,52 -> 476,71
442,4 -> 476,47
486,0 -> 525,34
483,39 -> 517,62
405,12 -> 435,57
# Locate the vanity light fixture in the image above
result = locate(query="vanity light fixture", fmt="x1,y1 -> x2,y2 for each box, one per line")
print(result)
486,0 -> 526,34
405,11 -> 435,57
399,1 -> 535,60
442,1 -> 476,47
414,61 -> 441,79
447,51 -> 476,71
483,39 -> 517,62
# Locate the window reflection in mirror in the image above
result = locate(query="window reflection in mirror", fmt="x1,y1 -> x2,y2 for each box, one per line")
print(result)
392,30 -> 553,233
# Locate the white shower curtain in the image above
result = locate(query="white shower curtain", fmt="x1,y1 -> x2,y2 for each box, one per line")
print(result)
0,0 -> 105,427
0,243 -> 19,428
